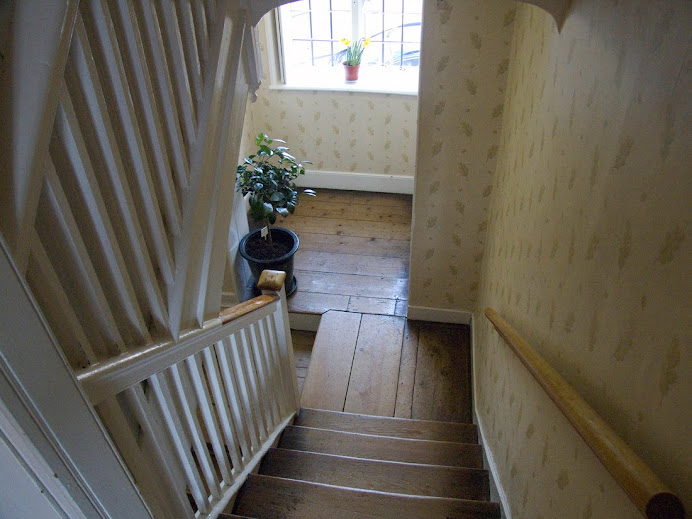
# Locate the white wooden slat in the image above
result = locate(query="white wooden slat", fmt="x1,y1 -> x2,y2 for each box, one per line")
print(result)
215,337 -> 254,460
39,161 -> 126,358
135,0 -> 190,190
263,314 -> 289,417
185,352 -> 233,483
123,386 -> 193,519
0,0 -> 79,273
204,0 -> 217,39
96,397 -> 175,519
66,16 -> 170,333
154,0 -> 197,155
168,363 -> 221,500
202,346 -> 245,471
26,230 -> 97,368
175,0 -> 203,111
109,0 -> 183,237
248,322 -> 279,430
53,85 -> 152,346
149,371 -> 209,515
228,332 -> 264,448
192,0 -> 210,79
256,318 -> 284,423
238,328 -> 270,442
80,0 -> 175,285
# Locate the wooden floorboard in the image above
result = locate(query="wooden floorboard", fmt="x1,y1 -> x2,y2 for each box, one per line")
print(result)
295,232 -> 410,259
292,330 -> 315,397
412,323 -> 472,423
394,320 -> 419,419
295,270 -> 408,300
344,315 -> 405,417
281,189 -> 411,317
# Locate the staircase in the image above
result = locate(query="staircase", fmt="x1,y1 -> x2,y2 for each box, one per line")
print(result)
225,408 -> 500,519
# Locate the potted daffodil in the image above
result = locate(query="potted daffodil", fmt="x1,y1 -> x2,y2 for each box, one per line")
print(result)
340,37 -> 370,81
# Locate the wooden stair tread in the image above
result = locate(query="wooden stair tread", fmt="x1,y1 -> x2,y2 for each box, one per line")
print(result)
279,425 -> 483,468
234,474 -> 500,519
260,448 -> 490,500
300,311 -> 361,411
296,407 -> 478,443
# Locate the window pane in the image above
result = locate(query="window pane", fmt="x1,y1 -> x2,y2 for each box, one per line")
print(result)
290,11 -> 312,38
403,16 -> 421,42
311,9 -> 332,40
383,0 -> 404,14
312,41 -> 334,66
404,0 -> 422,14
332,11 -> 351,39
331,0 -> 352,10
291,40 -> 314,66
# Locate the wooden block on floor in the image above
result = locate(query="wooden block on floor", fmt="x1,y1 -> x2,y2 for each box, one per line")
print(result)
300,311 -> 361,411
234,475 -> 500,519
295,408 -> 478,443
344,314 -> 405,417
279,426 -> 483,468
260,448 -> 490,500
413,324 -> 472,423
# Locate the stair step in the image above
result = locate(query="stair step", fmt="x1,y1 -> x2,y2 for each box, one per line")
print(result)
301,311 -> 361,411
234,474 -> 501,519
279,425 -> 483,468
260,448 -> 490,500
296,407 -> 478,443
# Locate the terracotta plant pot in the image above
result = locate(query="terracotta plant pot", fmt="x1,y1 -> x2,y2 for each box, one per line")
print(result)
343,62 -> 360,82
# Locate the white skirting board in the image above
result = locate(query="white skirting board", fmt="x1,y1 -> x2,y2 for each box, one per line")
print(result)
406,305 -> 472,324
295,169 -> 415,194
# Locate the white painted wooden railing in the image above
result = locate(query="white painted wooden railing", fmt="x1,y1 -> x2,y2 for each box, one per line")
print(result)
77,273 -> 299,518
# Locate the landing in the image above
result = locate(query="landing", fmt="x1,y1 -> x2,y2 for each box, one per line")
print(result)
280,189 -> 412,317
300,311 -> 472,423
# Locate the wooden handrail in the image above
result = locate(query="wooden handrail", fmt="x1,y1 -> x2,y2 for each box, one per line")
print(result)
78,295 -> 278,404
484,308 -> 685,519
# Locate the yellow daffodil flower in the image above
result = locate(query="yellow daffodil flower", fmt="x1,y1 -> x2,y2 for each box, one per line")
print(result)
340,38 -> 351,46
364,38 -> 371,47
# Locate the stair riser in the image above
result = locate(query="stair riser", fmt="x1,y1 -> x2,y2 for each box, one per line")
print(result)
279,426 -> 484,468
260,448 -> 490,500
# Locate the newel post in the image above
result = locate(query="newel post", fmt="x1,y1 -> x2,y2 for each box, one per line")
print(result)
257,270 -> 300,411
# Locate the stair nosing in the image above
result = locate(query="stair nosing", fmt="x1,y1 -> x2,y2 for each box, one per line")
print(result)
299,407 -> 477,427
265,446 -> 490,473
245,473 -> 500,508
283,424 -> 481,447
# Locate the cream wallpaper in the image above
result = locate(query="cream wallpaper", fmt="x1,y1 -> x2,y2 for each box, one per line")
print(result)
475,1 -> 691,517
242,18 -> 419,178
408,0 -> 515,312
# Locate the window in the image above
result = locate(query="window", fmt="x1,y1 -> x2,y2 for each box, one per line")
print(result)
274,0 -> 422,94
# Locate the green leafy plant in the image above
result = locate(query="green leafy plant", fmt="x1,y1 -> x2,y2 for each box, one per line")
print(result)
340,37 -> 371,66
236,133 -> 315,244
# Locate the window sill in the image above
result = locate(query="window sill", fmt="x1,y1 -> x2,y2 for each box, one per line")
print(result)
270,66 -> 419,96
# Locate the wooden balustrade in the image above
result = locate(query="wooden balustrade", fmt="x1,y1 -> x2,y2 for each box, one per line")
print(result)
485,308 -> 685,519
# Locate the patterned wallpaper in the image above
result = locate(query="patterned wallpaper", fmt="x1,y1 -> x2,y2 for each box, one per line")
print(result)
242,18 -> 418,178
408,0 -> 515,312
475,2 -> 691,517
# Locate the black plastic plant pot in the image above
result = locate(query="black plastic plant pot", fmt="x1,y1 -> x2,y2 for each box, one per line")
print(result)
239,227 -> 299,296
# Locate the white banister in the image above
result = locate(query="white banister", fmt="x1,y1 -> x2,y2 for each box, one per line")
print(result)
77,272 -> 298,518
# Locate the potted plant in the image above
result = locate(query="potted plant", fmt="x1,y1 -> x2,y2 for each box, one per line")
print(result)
340,37 -> 370,81
236,133 -> 315,296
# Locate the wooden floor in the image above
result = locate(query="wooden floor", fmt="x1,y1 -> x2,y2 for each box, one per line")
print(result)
279,189 -> 412,317
296,313 -> 472,423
